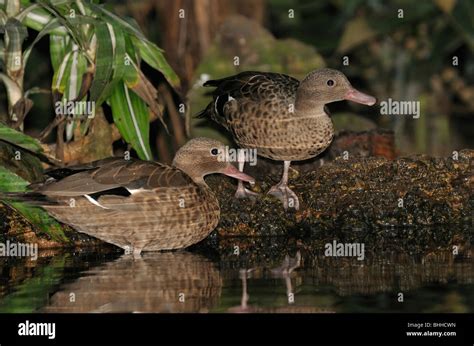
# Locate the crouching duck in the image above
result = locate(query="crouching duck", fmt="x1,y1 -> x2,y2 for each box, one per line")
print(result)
16,138 -> 254,256
198,68 -> 377,210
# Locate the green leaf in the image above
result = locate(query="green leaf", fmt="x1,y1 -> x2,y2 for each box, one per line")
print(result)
5,0 -> 20,17
123,53 -> 139,86
37,2 -> 91,63
109,82 -> 152,160
3,17 -> 28,75
0,122 -> 43,153
130,35 -> 180,88
96,23 -> 126,106
121,54 -> 164,128
88,21 -> 115,103
17,4 -> 65,35
0,9 -> 7,25
88,2 -> 180,87
87,2 -> 148,41
20,8 -> 53,32
49,33 -> 70,71
63,47 -> 87,141
0,73 -> 23,108
0,166 -> 67,242
51,49 -> 73,96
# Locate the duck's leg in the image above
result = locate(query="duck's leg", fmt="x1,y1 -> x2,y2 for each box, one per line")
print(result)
234,157 -> 259,199
132,247 -> 143,259
268,160 -> 300,210
239,269 -> 250,310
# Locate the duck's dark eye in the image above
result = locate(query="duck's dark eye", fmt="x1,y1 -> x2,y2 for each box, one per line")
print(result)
210,148 -> 219,156
327,79 -> 335,87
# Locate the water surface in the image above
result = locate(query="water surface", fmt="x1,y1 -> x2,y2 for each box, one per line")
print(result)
0,239 -> 472,313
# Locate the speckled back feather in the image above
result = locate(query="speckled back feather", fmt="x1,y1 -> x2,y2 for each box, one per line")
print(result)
197,71 -> 299,127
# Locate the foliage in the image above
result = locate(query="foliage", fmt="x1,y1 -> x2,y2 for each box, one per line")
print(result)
0,0 -> 179,240
0,164 -> 67,241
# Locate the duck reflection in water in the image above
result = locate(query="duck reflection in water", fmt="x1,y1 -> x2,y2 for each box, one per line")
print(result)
227,251 -> 334,313
43,252 -> 222,313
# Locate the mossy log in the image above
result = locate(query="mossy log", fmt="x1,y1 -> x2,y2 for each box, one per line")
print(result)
204,146 -> 473,255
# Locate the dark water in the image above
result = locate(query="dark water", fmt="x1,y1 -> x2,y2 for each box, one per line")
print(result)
0,241 -> 473,313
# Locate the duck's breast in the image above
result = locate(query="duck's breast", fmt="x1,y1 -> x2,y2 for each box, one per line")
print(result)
141,185 -> 220,251
228,105 -> 335,161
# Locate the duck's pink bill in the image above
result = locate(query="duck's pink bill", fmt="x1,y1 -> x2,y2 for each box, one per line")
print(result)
221,165 -> 255,184
344,88 -> 377,106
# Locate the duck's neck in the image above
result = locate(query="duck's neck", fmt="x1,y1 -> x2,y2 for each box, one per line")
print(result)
192,176 -> 208,187
294,88 -> 329,118
174,163 -> 209,187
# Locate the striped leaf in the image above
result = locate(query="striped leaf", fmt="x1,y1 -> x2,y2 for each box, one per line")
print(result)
109,82 -> 152,160
17,3 -> 67,35
64,45 -> 87,141
96,23 -> 126,106
49,33 -> 70,71
88,21 -> 115,103
5,0 -> 20,17
3,17 -> 28,76
38,2 -> 91,63
0,121 -> 43,153
50,44 -> 87,140
122,54 -> 164,126
0,73 -> 22,110
88,2 -> 148,41
51,49 -> 73,97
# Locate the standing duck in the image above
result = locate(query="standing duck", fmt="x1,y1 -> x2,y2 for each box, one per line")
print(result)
11,138 -> 253,256
198,68 -> 376,210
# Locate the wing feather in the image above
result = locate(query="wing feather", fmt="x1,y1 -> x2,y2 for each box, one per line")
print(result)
197,71 -> 299,125
36,158 -> 193,197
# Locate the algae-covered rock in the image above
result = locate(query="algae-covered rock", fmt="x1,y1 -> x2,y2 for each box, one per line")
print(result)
205,147 -> 473,254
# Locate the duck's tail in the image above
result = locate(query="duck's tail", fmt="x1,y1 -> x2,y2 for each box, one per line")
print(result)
195,101 -> 214,120
195,78 -> 234,131
0,191 -> 57,206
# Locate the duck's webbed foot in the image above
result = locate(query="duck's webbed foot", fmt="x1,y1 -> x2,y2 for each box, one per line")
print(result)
234,157 -> 259,199
267,160 -> 300,210
235,180 -> 259,199
268,183 -> 300,210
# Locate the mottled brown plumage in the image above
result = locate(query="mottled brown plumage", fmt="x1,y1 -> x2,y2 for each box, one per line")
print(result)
199,68 -> 376,209
28,138 -> 254,256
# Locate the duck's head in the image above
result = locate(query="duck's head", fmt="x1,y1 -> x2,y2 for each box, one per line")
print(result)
172,137 -> 255,186
296,68 -> 376,110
